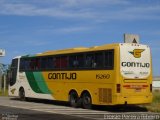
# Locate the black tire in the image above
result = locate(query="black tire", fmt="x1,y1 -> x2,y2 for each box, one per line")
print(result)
82,92 -> 92,109
69,91 -> 79,108
19,88 -> 26,101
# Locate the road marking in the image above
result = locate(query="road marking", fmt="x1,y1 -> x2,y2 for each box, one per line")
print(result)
0,100 -> 107,120
0,97 -> 158,120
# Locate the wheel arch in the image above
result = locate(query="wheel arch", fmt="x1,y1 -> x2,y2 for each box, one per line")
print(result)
19,86 -> 24,92
69,89 -> 78,96
80,90 -> 92,98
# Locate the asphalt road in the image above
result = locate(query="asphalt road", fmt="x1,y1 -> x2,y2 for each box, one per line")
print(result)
0,96 -> 159,120
0,106 -> 91,120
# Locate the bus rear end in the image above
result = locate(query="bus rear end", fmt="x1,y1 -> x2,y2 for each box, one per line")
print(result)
117,43 -> 152,105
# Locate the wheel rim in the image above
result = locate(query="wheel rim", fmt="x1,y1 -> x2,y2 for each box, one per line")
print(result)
70,96 -> 76,104
82,93 -> 92,109
83,96 -> 91,105
70,92 -> 78,107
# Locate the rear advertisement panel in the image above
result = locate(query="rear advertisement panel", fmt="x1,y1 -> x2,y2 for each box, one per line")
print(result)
120,44 -> 151,79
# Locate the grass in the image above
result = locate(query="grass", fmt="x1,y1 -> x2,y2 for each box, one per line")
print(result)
0,89 -> 8,96
140,90 -> 160,113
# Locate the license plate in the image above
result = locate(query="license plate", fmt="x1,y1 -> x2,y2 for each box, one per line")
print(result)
135,88 -> 141,92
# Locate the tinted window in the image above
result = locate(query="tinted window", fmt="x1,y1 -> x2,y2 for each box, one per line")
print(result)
69,54 -> 84,68
10,59 -> 18,86
77,54 -> 84,68
69,55 -> 77,68
61,56 -> 68,69
47,57 -> 55,69
105,50 -> 114,69
85,53 -> 95,68
20,59 -> 25,70
95,52 -> 104,68
41,57 -> 48,70
35,58 -> 40,70
29,59 -> 35,70
19,49 -> 114,71
55,57 -> 61,69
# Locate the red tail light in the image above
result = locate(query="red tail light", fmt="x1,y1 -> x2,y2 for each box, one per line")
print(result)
150,84 -> 152,92
117,84 -> 121,93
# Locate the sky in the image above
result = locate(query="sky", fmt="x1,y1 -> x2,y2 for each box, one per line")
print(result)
0,0 -> 160,76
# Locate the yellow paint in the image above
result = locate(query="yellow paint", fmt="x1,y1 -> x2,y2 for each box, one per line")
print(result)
37,44 -> 118,56
37,44 -> 152,105
130,49 -> 145,58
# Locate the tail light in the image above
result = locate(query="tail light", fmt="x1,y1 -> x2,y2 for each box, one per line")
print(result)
117,84 -> 121,93
150,84 -> 152,92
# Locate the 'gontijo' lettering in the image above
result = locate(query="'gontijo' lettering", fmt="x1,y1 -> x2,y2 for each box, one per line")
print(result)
121,62 -> 150,68
48,73 -> 77,80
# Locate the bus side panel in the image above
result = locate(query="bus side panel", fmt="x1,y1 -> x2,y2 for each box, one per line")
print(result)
42,70 -> 116,105
9,71 -> 54,100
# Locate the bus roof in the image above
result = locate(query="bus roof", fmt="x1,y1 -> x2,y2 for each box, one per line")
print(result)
36,43 -> 120,57
15,43 -> 148,58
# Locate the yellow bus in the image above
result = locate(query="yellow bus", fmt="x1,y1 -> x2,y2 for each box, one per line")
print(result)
9,43 -> 152,109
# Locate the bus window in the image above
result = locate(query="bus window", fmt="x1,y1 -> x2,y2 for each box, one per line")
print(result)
77,54 -> 84,68
69,55 -> 78,68
35,58 -> 40,70
20,59 -> 25,71
29,59 -> 35,70
69,54 -> 84,69
20,58 -> 30,71
55,57 -> 61,69
47,57 -> 55,69
24,59 -> 30,70
41,57 -> 48,70
10,59 -> 18,86
95,52 -> 104,68
85,53 -> 95,68
61,56 -> 68,69
105,50 -> 114,69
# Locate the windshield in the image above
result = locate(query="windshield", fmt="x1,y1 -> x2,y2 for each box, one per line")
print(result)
120,44 -> 151,79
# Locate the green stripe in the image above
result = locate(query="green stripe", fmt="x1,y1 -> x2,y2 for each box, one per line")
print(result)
25,72 -> 43,93
33,72 -> 51,94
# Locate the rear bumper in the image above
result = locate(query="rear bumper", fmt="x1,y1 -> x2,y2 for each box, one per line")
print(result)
93,94 -> 152,106
113,94 -> 153,105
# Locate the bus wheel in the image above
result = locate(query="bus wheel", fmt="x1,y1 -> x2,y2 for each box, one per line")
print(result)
69,91 -> 79,108
82,92 -> 92,109
19,88 -> 26,101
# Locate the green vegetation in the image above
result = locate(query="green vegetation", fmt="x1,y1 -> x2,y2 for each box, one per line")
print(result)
141,90 -> 160,113
0,89 -> 8,96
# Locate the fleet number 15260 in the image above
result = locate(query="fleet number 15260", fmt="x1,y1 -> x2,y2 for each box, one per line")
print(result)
96,74 -> 110,79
